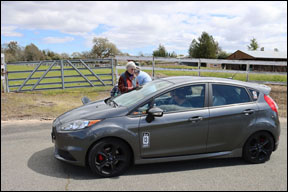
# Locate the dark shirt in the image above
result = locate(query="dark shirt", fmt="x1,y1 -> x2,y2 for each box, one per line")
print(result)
118,71 -> 138,94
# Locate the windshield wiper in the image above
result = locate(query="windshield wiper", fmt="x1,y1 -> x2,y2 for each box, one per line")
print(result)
111,100 -> 118,107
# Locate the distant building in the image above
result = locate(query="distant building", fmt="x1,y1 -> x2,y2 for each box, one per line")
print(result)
227,50 -> 287,61
225,50 -> 287,72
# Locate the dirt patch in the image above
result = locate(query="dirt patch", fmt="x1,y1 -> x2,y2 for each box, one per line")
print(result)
38,101 -> 56,107
268,85 -> 287,117
1,91 -> 109,121
1,85 -> 286,121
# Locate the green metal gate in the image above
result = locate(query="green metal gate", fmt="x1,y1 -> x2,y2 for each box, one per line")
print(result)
6,59 -> 115,92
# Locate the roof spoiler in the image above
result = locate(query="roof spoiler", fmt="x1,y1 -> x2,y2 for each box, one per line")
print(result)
257,84 -> 271,95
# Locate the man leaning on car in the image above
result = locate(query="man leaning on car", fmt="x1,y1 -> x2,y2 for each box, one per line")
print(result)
118,61 -> 139,94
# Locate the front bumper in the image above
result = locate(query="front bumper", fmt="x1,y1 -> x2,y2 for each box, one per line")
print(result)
51,126 -> 89,167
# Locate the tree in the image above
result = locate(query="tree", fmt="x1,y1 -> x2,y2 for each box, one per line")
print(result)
60,53 -> 70,59
7,41 -> 20,55
188,32 -> 220,58
217,50 -> 230,59
274,48 -> 279,52
169,51 -> 177,58
24,43 -> 44,61
248,38 -> 259,51
2,41 -> 24,62
71,52 -> 82,59
153,44 -> 168,57
188,39 -> 198,58
42,50 -> 61,60
91,37 -> 121,58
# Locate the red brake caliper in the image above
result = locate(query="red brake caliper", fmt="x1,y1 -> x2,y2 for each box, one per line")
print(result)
98,154 -> 104,161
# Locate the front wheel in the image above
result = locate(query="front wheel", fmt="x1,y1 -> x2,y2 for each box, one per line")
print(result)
243,132 -> 274,164
88,138 -> 132,178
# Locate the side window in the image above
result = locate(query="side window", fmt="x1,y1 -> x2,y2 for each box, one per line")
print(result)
154,84 -> 205,113
249,89 -> 260,101
212,84 -> 251,106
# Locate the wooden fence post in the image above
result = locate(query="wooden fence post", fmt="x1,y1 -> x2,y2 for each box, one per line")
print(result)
246,63 -> 250,82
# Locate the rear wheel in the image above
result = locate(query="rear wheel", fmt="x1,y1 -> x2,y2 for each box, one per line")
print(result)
88,138 -> 132,177
243,132 -> 274,164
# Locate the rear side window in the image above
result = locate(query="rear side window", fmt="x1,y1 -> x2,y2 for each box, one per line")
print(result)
249,89 -> 260,101
212,84 -> 251,106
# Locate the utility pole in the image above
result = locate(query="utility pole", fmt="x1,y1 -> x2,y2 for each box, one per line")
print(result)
152,56 -> 155,79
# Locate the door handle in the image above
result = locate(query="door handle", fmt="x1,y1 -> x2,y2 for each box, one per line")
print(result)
188,116 -> 203,123
243,109 -> 255,116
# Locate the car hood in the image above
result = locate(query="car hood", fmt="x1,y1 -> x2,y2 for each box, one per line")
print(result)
56,100 -> 128,124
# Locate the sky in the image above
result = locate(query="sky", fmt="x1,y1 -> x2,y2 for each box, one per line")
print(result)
1,1 -> 287,56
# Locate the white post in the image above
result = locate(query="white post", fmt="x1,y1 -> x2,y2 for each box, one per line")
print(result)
152,56 -> 155,80
246,63 -> 250,82
198,59 -> 201,76
1,53 -> 8,93
115,59 -> 119,83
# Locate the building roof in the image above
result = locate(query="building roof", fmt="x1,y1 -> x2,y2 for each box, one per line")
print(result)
237,50 -> 287,59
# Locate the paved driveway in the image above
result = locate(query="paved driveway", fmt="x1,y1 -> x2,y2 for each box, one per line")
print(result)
1,118 -> 287,191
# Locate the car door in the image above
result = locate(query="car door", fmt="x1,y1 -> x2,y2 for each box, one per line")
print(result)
206,83 -> 258,152
137,84 -> 209,158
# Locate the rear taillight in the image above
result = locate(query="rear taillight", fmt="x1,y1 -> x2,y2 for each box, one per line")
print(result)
264,95 -> 278,114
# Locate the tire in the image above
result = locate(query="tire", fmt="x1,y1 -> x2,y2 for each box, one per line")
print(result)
243,132 -> 274,164
88,138 -> 132,178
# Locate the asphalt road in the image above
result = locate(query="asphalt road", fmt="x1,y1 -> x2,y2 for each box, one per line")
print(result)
1,118 -> 287,191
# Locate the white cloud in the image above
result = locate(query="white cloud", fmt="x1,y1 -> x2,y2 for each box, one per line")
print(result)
43,36 -> 74,44
1,26 -> 23,37
1,1 -> 287,54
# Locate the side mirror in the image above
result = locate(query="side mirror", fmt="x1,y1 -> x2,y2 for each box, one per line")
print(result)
81,96 -> 91,105
146,107 -> 163,123
148,107 -> 164,117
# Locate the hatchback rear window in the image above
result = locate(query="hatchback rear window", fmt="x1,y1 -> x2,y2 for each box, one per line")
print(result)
212,84 -> 251,106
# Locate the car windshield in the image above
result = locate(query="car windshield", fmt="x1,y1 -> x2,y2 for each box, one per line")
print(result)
113,80 -> 173,107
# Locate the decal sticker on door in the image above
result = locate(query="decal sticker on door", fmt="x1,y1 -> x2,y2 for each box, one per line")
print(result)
142,132 -> 150,148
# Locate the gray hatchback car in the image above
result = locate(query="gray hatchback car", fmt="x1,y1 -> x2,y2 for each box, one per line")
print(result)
52,76 -> 280,177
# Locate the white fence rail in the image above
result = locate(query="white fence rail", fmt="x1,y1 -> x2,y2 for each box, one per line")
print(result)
115,55 -> 287,66
115,55 -> 287,85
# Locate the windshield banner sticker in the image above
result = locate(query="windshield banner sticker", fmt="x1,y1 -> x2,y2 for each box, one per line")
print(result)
252,91 -> 258,100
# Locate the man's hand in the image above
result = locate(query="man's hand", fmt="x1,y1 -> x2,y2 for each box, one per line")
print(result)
136,85 -> 143,90
133,85 -> 142,91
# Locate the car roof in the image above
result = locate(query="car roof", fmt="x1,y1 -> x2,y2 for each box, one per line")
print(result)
161,76 -> 271,95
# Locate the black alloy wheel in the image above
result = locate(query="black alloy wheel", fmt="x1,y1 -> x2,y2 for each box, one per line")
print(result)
88,138 -> 132,177
243,132 -> 274,164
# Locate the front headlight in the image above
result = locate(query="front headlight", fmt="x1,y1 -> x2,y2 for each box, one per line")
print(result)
60,120 -> 101,131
